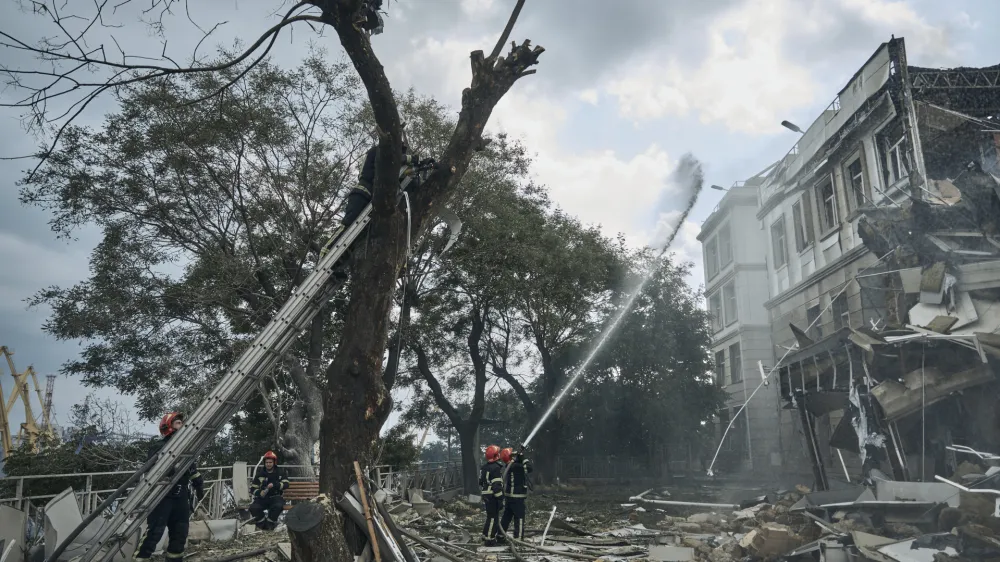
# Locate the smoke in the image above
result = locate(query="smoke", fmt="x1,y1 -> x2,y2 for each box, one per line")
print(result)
649,153 -> 704,255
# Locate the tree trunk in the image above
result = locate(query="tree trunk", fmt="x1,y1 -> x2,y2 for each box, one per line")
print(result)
286,499 -> 353,562
457,422 -> 482,495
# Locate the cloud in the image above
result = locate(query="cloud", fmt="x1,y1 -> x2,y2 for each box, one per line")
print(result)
390,37 -> 692,251
578,89 -> 599,105
603,0 -> 971,135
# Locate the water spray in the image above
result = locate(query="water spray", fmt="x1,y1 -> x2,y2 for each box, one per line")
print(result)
519,154 -> 705,451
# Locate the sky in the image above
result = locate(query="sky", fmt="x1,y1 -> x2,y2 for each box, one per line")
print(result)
0,0 -> 995,440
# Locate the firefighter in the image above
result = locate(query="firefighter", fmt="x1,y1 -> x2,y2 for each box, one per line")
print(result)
499,447 -> 532,541
248,450 -> 290,530
478,445 -> 504,546
315,123 -> 429,259
135,412 -> 205,561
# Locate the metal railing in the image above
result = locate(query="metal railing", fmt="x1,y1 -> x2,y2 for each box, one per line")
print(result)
0,461 -> 463,517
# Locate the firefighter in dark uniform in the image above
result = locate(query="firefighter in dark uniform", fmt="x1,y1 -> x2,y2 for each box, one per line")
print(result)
500,447 -> 532,541
135,412 -> 205,561
248,450 -> 291,530
478,445 -> 504,546
315,124 -> 424,259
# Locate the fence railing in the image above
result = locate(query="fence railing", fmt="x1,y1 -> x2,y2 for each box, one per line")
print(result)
0,461 -> 463,517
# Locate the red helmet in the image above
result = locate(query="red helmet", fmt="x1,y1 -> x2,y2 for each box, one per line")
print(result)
485,445 -> 501,462
500,448 -> 513,464
159,412 -> 184,437
264,450 -> 278,462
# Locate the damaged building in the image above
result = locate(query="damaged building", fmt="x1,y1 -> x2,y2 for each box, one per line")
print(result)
703,37 -> 1000,489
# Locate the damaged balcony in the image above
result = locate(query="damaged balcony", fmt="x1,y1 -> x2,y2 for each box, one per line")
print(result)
777,297 -> 1000,493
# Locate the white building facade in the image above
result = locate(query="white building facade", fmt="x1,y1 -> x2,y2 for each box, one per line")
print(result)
698,177 -> 782,476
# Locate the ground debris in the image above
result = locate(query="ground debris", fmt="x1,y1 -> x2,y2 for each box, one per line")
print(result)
183,525 -> 289,561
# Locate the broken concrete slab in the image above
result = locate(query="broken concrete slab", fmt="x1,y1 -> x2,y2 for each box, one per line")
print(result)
44,487 -> 137,561
789,486 -> 874,511
872,364 -> 994,421
233,462 -> 250,504
647,544 -> 694,561
742,522 -> 803,557
875,481 -> 961,508
0,505 -> 26,562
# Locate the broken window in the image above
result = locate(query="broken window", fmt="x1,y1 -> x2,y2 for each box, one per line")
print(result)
846,156 -> 867,210
719,223 -> 732,267
729,342 -> 742,383
723,281 -> 738,325
791,194 -> 815,252
816,175 -> 838,232
770,216 -> 788,268
715,349 -> 727,386
877,121 -> 910,187
807,304 -> 823,340
832,292 -> 849,330
705,237 -> 719,279
709,292 -> 723,332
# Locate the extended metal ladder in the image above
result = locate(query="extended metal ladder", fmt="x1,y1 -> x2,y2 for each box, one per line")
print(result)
73,169 -> 424,562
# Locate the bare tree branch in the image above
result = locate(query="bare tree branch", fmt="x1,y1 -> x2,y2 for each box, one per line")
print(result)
0,0 -> 325,179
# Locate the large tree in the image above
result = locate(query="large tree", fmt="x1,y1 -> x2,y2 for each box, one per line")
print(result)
21,52 -> 368,472
398,133 -> 545,493
561,253 -> 725,470
4,0 -> 542,557
487,211 -> 628,480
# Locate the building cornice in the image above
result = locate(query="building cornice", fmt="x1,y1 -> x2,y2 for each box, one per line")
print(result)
764,244 -> 870,309
712,324 -> 773,347
706,263 -> 769,294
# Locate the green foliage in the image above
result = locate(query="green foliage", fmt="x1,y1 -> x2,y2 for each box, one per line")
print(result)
419,439 -> 460,464
560,254 -> 725,459
19,47 -> 369,425
376,425 -> 420,470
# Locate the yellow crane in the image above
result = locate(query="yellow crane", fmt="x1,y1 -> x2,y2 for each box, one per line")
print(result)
0,346 -> 56,455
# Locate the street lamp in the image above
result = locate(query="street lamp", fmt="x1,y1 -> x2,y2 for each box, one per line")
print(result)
781,120 -> 804,134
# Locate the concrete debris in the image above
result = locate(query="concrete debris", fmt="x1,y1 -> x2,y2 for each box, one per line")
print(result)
381,482 -> 1000,561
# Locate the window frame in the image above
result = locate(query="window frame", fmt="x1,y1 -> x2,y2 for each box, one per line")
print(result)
876,120 -> 910,188
770,216 -> 788,269
845,155 -> 867,212
705,236 -> 720,280
708,292 -> 723,332
729,342 -> 742,383
723,281 -> 738,326
816,173 -> 839,234
791,193 -> 815,253
719,223 -> 733,267
715,349 -> 727,386
832,292 -> 849,331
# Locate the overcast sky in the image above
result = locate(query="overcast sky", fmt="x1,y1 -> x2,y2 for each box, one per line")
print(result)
0,0 -> 995,438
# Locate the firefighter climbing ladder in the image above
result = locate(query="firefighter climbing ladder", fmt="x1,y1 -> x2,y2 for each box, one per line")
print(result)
64,168 -> 428,562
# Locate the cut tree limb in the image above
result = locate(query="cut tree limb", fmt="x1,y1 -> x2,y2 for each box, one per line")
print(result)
353,460 -> 382,562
